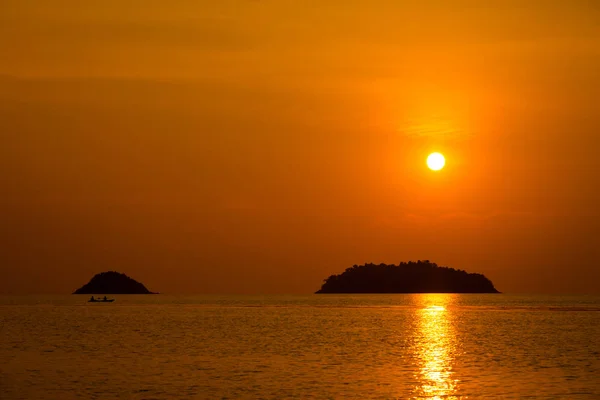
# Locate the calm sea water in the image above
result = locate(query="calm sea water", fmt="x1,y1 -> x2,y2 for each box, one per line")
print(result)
1,294 -> 599,399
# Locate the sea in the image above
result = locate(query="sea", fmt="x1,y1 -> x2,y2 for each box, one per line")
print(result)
1,294 -> 599,399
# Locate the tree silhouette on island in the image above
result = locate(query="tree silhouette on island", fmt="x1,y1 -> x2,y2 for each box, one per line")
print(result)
73,271 -> 157,294
316,261 -> 500,293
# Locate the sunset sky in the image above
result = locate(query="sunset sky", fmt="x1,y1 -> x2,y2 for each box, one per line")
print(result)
1,1 -> 599,294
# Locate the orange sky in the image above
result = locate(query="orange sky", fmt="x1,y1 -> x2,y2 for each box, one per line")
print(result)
1,1 -> 599,294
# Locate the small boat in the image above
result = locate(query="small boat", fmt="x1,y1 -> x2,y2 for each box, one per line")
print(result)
88,298 -> 115,303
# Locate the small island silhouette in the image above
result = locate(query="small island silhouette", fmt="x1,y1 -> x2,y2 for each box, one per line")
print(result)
73,271 -> 157,294
316,261 -> 500,293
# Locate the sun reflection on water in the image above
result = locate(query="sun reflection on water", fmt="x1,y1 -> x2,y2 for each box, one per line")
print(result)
413,295 -> 460,400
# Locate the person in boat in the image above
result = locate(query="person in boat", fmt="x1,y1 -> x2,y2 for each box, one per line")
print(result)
103,296 -> 107,301
90,296 -> 95,301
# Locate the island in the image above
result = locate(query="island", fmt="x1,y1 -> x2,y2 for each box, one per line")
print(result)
73,271 -> 158,294
316,261 -> 500,293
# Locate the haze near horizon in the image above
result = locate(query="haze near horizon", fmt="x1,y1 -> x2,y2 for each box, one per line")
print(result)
1,1 -> 599,294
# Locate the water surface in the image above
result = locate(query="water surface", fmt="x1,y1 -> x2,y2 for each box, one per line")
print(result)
2,294 -> 599,399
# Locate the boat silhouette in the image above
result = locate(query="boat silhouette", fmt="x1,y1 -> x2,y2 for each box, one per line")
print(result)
88,297 -> 115,303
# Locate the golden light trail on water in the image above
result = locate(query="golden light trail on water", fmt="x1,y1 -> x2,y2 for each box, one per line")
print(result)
413,294 -> 459,400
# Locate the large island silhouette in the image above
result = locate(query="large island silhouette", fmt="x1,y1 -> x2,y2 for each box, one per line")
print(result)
316,261 -> 500,293
73,271 -> 157,294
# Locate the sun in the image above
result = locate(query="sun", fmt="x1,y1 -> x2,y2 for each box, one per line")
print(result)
427,152 -> 445,171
